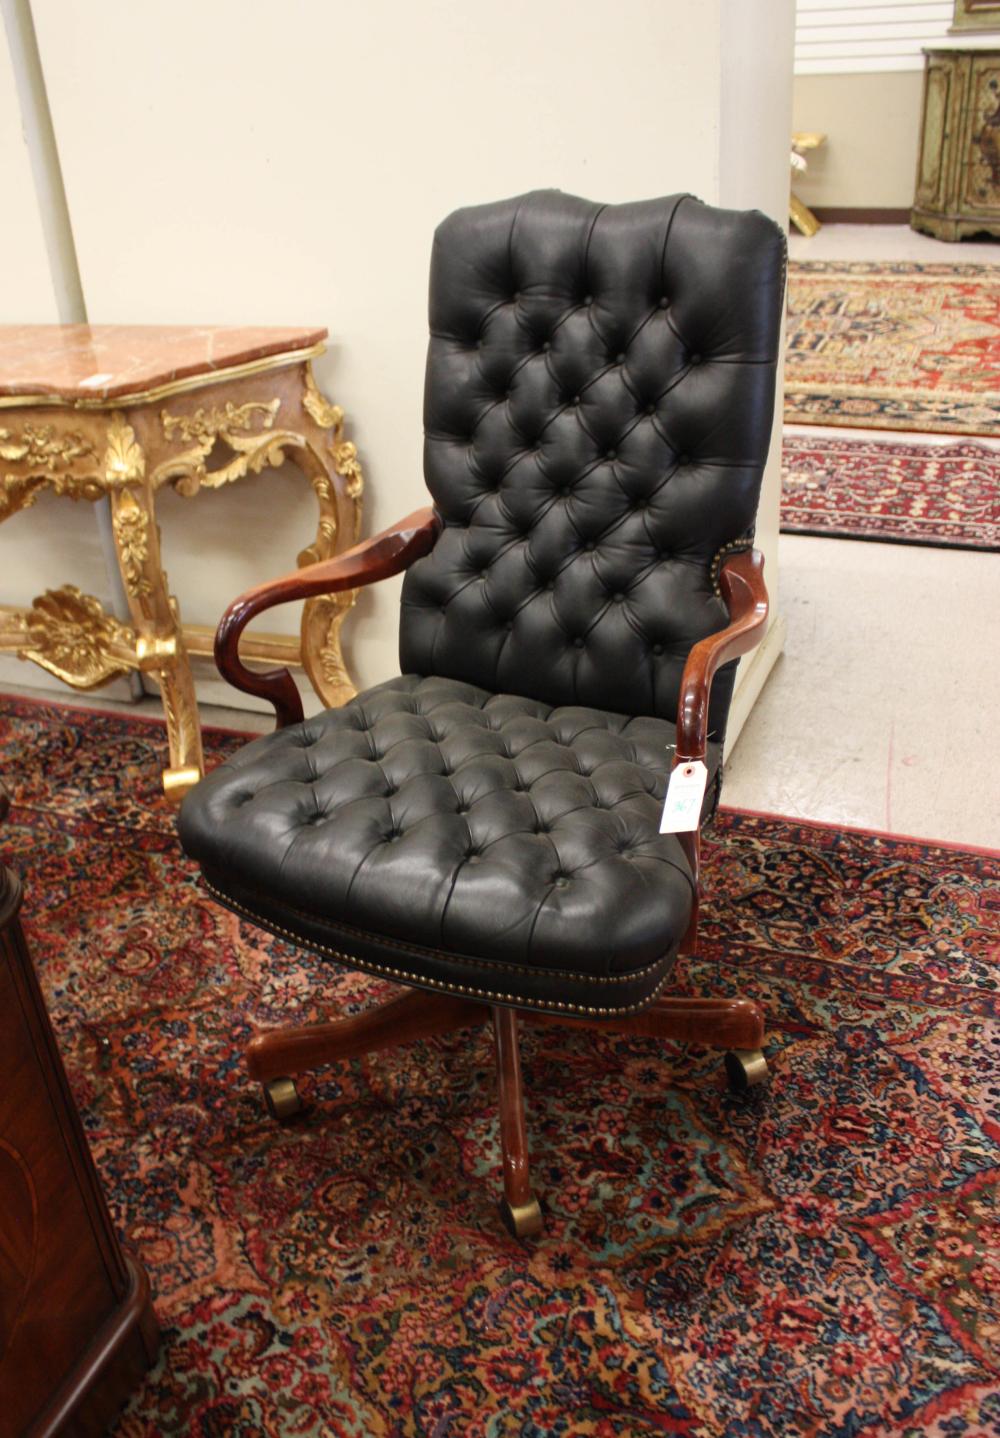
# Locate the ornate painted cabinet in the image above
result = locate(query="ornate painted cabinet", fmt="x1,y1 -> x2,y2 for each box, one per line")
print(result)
912,43 -> 1000,240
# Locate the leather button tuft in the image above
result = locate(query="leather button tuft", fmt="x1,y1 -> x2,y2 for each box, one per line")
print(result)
612,593 -> 624,603
652,643 -> 664,655
615,352 -> 626,364
572,395 -> 582,406
583,294 -> 593,305
689,353 -> 702,365
606,448 -> 617,460
542,341 -> 551,352
552,875 -> 570,888
646,404 -> 656,416
583,540 -> 595,551
659,296 -> 669,309
573,637 -> 585,648
678,454 -> 690,466
512,292 -> 521,302
504,621 -> 514,631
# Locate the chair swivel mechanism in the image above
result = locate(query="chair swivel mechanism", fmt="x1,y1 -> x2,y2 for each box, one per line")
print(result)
179,190 -> 785,1238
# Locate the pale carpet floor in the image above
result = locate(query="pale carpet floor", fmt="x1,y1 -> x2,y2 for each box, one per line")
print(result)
729,224 -> 999,849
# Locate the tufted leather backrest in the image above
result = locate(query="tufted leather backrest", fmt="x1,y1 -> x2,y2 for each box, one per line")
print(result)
400,190 -> 786,738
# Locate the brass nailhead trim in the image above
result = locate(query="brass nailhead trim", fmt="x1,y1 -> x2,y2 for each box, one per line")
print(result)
206,877 -> 664,986
204,879 -> 673,1018
710,538 -> 753,596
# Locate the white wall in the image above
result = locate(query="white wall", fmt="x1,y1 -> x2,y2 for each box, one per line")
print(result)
6,0 -> 793,723
720,0 -> 795,735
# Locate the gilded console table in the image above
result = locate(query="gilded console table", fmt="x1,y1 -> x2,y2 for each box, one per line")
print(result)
0,325 -> 363,797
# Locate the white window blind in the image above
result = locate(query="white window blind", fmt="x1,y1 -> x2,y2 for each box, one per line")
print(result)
795,0 -> 953,74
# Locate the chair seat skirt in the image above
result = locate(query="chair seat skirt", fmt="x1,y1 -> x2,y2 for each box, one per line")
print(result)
179,676 -> 721,1016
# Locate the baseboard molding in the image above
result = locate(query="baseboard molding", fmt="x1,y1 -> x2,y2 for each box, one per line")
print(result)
724,612 -> 786,758
810,207 -> 910,225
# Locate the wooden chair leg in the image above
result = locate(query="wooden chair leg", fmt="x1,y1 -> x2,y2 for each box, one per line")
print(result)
492,1006 -> 543,1239
524,995 -> 768,1092
246,989 -> 487,1115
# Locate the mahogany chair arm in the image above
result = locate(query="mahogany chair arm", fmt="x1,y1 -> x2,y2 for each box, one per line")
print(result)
214,505 -> 442,728
674,548 -> 769,764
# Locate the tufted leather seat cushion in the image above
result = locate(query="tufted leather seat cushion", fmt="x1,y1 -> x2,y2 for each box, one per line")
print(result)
179,676 -> 721,1015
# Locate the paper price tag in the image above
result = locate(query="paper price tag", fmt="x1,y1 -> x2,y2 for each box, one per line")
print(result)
659,760 -> 708,834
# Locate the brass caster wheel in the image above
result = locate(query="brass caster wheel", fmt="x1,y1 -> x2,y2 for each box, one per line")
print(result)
263,1076 -> 302,1120
725,1048 -> 768,1093
499,1196 -> 544,1240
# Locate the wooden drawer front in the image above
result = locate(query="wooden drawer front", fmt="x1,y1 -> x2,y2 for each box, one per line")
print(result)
0,948 -> 118,1437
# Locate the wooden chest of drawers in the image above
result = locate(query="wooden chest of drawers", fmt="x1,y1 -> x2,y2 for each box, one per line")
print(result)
912,44 -> 1000,241
0,798 -> 158,1437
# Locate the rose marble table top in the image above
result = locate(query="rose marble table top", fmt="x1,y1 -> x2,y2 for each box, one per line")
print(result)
0,324 -> 328,403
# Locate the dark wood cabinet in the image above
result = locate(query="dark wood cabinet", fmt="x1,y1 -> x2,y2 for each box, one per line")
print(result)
0,792 -> 158,1437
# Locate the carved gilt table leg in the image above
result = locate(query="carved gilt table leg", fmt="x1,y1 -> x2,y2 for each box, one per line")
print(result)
296,366 -> 364,709
105,413 -> 203,799
151,361 -> 363,713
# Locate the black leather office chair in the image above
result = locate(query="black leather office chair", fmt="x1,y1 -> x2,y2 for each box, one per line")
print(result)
179,191 -> 785,1237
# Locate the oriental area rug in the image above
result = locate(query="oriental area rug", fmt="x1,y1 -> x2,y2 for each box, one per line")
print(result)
784,260 -> 1000,436
2,695 -> 998,1438
781,433 -> 1000,551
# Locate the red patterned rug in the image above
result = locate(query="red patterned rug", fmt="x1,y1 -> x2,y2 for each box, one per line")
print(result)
2,695 -> 999,1438
785,261 -> 1000,436
781,433 -> 1000,550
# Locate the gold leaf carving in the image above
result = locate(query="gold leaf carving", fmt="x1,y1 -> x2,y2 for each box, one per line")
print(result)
161,399 -> 280,446
0,475 -> 48,523
105,412 -> 146,486
1,423 -> 103,517
113,490 -> 152,597
332,439 -> 364,499
160,682 -> 200,763
315,595 -> 358,696
303,370 -> 344,431
0,423 -> 97,470
156,399 -> 295,495
303,367 -> 365,520
15,586 -> 136,689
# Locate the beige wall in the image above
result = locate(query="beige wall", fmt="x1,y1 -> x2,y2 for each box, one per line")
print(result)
793,70 -> 924,209
5,0 -> 794,723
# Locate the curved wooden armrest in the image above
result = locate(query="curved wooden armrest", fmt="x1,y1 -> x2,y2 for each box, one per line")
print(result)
215,506 -> 441,728
675,548 -> 769,763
